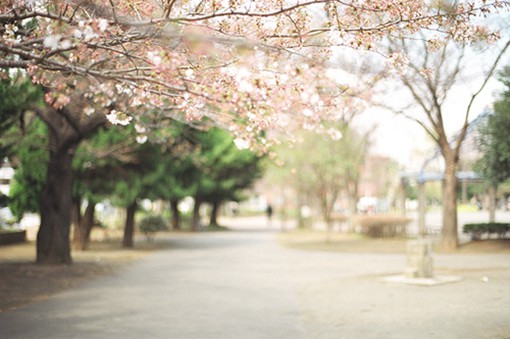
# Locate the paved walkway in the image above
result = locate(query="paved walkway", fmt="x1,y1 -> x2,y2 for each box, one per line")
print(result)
1,222 -> 509,338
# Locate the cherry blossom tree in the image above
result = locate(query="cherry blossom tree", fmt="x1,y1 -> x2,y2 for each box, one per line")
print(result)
2,1 -> 509,140
384,36 -> 510,250
2,0 -> 509,263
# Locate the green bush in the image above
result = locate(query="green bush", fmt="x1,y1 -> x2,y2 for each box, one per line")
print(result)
138,215 -> 168,242
353,214 -> 412,238
463,223 -> 510,240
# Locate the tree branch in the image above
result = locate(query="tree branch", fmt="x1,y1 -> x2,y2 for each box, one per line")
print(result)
455,39 -> 510,154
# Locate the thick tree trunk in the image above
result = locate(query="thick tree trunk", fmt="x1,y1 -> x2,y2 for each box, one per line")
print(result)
441,159 -> 459,250
170,199 -> 181,231
123,201 -> 137,248
191,198 -> 202,232
37,147 -> 76,264
34,94 -> 106,265
209,201 -> 220,226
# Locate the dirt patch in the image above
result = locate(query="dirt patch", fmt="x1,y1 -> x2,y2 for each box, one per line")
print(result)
0,239 -> 163,312
456,238 -> 510,254
277,230 -> 408,254
277,229 -> 510,254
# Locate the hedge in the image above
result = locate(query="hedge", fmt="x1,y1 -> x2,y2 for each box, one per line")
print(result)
353,214 -> 412,238
0,230 -> 26,245
463,223 -> 510,240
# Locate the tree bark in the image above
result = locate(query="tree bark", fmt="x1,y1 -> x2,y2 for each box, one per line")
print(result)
37,145 -> 76,264
72,199 -> 96,251
75,201 -> 95,250
71,197 -> 82,246
34,90 -> 106,264
441,158 -> 459,250
488,185 -> 497,223
170,199 -> 181,231
297,191 -> 306,229
320,190 -> 334,240
123,201 -> 137,248
209,201 -> 220,226
191,197 -> 202,232
346,181 -> 358,233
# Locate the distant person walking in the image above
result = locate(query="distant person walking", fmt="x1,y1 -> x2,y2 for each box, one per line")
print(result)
266,204 -> 273,225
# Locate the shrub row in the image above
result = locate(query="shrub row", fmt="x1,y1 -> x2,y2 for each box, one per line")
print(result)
463,223 -> 510,240
0,230 -> 26,245
353,215 -> 412,238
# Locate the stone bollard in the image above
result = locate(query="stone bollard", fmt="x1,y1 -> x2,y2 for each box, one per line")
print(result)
405,239 -> 434,279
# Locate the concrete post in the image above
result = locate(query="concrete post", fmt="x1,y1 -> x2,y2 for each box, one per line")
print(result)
418,180 -> 426,237
405,239 -> 434,279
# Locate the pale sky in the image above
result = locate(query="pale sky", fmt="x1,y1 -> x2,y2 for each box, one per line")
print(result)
355,78 -> 504,171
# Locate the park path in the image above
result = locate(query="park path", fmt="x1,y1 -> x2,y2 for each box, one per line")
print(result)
1,220 -> 510,338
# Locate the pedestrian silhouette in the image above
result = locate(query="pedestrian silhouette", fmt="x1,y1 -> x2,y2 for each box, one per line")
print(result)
266,204 -> 273,225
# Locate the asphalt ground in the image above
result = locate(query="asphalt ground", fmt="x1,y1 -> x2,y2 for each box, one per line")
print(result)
1,222 -> 509,339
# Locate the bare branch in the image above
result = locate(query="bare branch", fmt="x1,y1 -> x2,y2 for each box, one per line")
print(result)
455,38 -> 510,153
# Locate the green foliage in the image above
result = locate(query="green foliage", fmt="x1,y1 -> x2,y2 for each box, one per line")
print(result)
138,214 -> 168,241
269,123 -> 369,222
8,119 -> 48,219
0,78 -> 44,219
463,223 -> 510,240
73,124 -> 138,204
143,123 -> 199,204
353,214 -> 412,238
404,183 -> 418,200
476,66 -> 510,186
82,125 -> 163,208
0,77 -> 43,158
192,127 -> 263,203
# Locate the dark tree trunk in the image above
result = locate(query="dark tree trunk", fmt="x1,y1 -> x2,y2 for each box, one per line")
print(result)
83,202 -> 96,244
123,201 -> 137,248
71,197 -> 82,246
170,199 -> 181,231
209,201 -> 220,226
75,201 -> 95,251
33,89 -> 106,265
441,157 -> 459,250
191,198 -> 202,232
37,146 -> 76,264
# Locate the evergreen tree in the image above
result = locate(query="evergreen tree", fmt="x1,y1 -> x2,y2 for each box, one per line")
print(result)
0,78 -> 43,207
190,127 -> 263,229
477,66 -> 510,187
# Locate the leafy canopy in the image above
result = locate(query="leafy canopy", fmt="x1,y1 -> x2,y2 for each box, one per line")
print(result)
476,66 -> 510,186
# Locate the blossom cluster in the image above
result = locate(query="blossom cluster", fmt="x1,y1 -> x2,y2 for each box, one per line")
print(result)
1,0 -> 508,148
